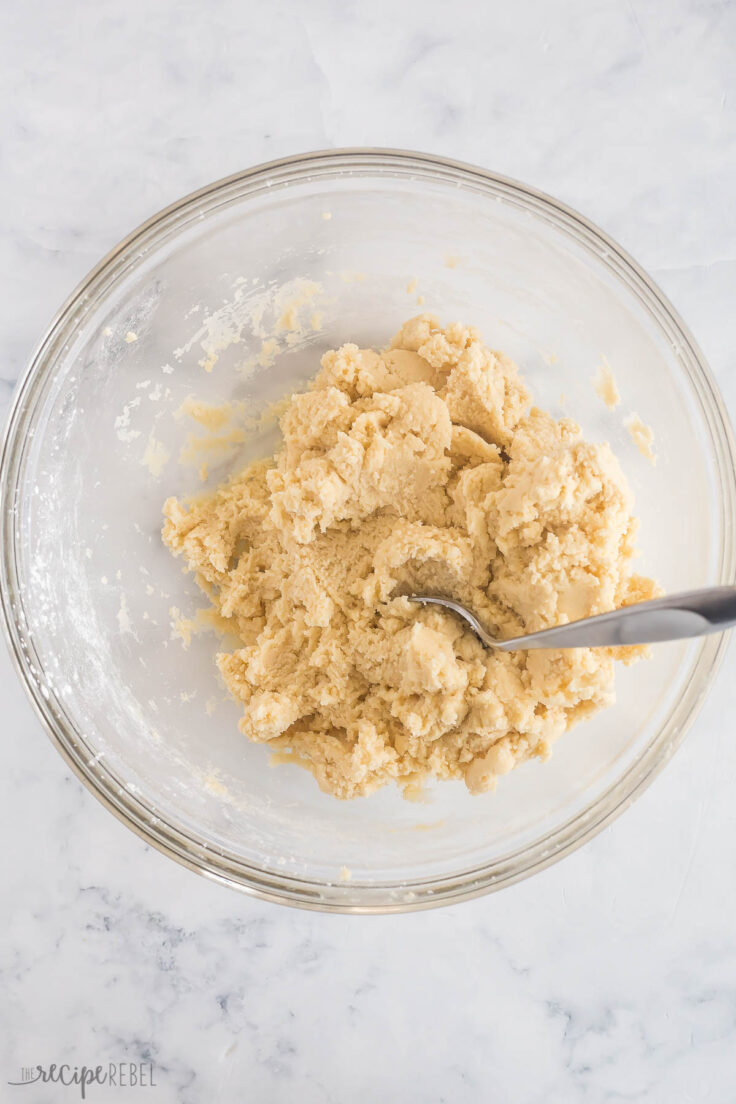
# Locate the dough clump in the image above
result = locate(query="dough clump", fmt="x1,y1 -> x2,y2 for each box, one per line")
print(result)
163,316 -> 657,798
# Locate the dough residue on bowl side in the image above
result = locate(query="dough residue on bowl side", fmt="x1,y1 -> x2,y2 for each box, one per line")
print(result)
624,412 -> 657,465
592,355 -> 621,409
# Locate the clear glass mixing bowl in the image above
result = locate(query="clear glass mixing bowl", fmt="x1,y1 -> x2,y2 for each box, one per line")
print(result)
2,150 -> 734,912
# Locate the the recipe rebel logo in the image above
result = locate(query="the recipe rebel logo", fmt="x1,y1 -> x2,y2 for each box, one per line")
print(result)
8,1062 -> 157,1098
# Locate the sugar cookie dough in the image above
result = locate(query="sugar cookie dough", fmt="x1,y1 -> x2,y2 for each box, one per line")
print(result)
163,315 -> 657,798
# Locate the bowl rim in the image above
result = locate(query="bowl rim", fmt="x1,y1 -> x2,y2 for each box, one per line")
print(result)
2,146 -> 735,913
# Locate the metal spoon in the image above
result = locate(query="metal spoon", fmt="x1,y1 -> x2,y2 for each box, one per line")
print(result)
408,586 -> 736,650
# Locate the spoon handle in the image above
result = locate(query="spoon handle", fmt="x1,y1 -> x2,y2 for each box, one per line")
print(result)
503,586 -> 736,650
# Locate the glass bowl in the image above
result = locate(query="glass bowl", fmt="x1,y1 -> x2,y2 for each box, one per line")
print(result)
2,149 -> 734,913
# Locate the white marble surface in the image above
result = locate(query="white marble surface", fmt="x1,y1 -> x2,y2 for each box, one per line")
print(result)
2,0 -> 736,1100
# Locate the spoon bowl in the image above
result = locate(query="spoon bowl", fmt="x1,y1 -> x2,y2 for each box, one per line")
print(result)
409,587 -> 736,650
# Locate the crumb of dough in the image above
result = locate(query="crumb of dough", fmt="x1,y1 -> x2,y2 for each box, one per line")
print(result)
311,311 -> 323,332
593,356 -> 621,409
176,396 -> 235,431
163,315 -> 658,799
322,211 -> 332,221
169,605 -> 237,647
406,277 -> 418,295
203,773 -> 229,797
277,282 -> 322,332
624,413 -> 656,464
444,255 -> 461,269
339,865 -> 352,881
257,338 -> 279,367
125,331 -> 138,343
141,433 -> 170,478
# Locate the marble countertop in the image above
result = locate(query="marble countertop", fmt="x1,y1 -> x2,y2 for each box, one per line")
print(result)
2,1 -> 736,1100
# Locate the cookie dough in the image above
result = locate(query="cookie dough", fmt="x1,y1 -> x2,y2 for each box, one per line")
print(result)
163,315 -> 657,798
